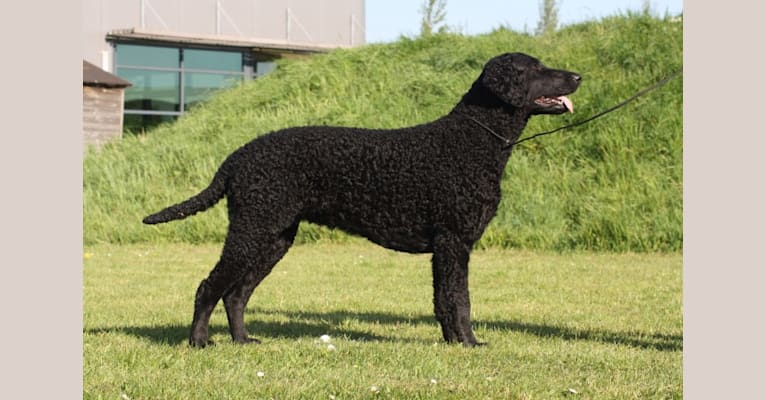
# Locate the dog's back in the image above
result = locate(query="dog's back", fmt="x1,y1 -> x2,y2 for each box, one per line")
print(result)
224,123 -> 470,252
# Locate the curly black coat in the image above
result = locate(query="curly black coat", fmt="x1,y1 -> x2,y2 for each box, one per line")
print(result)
144,52 -> 581,347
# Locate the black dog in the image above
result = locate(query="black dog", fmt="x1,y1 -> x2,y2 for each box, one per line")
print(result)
144,53 -> 581,347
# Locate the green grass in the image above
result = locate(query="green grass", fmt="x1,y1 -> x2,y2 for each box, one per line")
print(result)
83,243 -> 682,399
83,13 -> 682,252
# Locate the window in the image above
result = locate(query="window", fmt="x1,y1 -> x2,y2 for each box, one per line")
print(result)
256,61 -> 277,77
114,44 -> 267,132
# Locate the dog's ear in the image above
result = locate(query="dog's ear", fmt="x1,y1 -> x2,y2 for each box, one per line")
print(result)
481,53 -> 527,108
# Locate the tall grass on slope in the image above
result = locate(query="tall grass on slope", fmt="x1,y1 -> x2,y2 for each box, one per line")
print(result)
83,13 -> 682,251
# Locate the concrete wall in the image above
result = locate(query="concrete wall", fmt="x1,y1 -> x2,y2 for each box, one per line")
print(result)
83,0 -> 366,70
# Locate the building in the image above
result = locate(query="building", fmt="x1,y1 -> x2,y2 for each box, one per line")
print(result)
83,0 -> 365,133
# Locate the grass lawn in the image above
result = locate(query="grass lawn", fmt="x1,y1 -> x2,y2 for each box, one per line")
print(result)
83,243 -> 682,399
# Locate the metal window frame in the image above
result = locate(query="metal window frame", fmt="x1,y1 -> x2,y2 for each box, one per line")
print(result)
124,109 -> 182,116
117,64 -> 246,75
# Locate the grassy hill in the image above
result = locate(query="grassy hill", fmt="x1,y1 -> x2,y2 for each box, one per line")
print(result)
83,13 -> 683,251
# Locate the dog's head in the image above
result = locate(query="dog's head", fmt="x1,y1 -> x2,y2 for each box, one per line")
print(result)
481,52 -> 581,115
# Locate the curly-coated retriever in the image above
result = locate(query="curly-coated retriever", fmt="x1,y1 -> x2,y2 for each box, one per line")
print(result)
144,52 -> 581,347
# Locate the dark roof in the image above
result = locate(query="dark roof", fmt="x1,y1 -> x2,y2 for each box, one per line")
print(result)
83,60 -> 132,88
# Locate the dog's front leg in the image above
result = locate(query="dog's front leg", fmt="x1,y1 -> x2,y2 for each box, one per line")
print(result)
431,232 -> 482,347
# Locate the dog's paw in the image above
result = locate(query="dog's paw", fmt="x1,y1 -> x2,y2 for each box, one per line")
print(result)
462,340 -> 488,348
189,337 -> 215,348
234,337 -> 262,345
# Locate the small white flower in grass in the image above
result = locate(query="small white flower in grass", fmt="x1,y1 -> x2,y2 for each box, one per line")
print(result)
430,378 -> 438,385
120,394 -> 131,400
329,396 -> 336,400
370,385 -> 380,394
320,334 -> 332,343
256,371 -> 265,378
567,388 -> 578,395
327,344 -> 337,351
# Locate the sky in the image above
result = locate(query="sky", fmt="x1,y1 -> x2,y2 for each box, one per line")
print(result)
365,0 -> 683,43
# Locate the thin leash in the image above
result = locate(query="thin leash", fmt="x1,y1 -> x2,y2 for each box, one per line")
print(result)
465,70 -> 683,150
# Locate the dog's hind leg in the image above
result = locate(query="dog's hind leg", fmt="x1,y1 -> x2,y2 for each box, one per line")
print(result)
431,231 -> 482,347
188,236 -> 248,347
189,259 -> 238,347
188,215 -> 288,347
222,222 -> 299,344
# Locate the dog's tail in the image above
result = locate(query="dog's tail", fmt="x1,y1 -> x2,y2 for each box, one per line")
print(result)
142,167 -> 228,225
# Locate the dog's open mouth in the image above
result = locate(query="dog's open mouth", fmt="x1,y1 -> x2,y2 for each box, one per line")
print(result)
534,95 -> 574,113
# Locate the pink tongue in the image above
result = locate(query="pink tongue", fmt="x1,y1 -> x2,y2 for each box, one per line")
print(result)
559,96 -> 574,113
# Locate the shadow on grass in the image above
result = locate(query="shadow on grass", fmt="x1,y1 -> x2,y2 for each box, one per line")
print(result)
252,307 -> 682,352
85,307 -> 681,352
85,317 -> 402,346
479,320 -> 682,352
